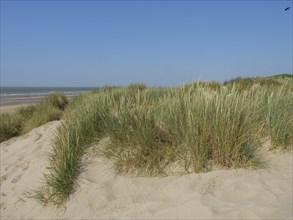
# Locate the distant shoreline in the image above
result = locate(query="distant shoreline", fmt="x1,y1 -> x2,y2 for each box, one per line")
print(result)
1,95 -> 51,105
0,94 -> 77,106
0,87 -> 97,103
0,94 -> 78,113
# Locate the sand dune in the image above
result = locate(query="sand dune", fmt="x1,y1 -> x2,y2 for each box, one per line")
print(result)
1,121 -> 292,219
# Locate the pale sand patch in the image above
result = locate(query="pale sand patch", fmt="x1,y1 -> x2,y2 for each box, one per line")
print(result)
1,121 -> 292,219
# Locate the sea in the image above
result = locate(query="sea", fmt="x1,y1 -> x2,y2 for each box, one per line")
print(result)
0,87 -> 98,105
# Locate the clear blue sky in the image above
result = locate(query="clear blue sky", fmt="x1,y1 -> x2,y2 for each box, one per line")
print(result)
1,0 -> 292,87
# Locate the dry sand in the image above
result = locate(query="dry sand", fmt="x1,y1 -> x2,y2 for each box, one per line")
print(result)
1,121 -> 292,219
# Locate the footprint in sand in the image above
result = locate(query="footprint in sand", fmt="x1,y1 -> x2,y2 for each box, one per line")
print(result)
5,163 -> 19,174
20,161 -> 29,171
0,175 -> 7,184
199,176 -> 223,195
0,202 -> 6,211
11,175 -> 22,184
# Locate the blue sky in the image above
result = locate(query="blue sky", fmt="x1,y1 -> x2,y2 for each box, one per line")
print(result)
1,0 -> 292,87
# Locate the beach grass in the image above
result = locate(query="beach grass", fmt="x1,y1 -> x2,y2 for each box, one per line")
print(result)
0,93 -> 68,142
23,93 -> 68,133
223,74 -> 293,91
24,74 -> 293,205
0,112 -> 25,142
267,88 -> 293,147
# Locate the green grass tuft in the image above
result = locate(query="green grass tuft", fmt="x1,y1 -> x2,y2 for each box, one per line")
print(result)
29,78 -> 293,206
0,93 -> 68,142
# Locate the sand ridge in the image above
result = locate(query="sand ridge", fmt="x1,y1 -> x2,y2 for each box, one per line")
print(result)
0,121 -> 292,219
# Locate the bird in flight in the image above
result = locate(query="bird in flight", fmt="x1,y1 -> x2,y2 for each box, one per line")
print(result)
285,7 -> 290,11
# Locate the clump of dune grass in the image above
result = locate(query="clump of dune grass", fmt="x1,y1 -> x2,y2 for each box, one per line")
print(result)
43,92 -> 68,110
162,86 -> 265,171
271,73 -> 293,79
100,90 -> 176,175
0,112 -> 24,142
0,105 -> 37,142
99,86 -> 263,174
32,77 -> 293,205
224,74 -> 293,91
23,93 -> 68,133
266,87 -> 293,148
17,105 -> 37,119
0,93 -> 68,142
33,85 -> 269,205
30,92 -> 111,205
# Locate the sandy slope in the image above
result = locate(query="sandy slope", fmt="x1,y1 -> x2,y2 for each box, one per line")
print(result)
1,121 -> 292,219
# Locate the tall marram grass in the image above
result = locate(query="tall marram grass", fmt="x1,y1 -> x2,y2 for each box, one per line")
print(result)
100,89 -> 175,175
23,93 -> 68,133
224,75 -> 293,91
1,105 -> 37,142
30,92 -> 111,204
267,87 -> 293,147
162,87 -> 264,171
0,93 -> 68,142
33,83 -> 293,205
100,86 -> 264,174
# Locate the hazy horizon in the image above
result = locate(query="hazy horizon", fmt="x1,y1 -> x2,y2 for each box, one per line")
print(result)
1,1 -> 292,87
0,73 -> 292,88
